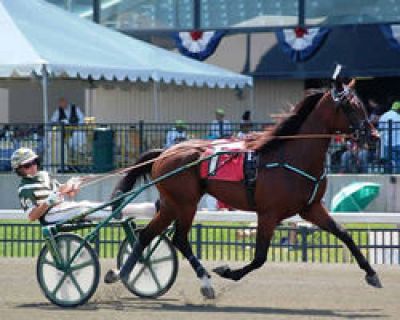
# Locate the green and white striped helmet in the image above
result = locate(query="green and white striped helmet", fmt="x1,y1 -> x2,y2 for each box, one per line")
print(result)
11,148 -> 39,170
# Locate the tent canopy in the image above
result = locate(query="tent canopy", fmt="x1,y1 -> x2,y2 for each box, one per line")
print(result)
0,0 -> 252,89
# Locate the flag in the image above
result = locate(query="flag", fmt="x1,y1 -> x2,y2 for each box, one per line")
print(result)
174,31 -> 225,61
276,27 -> 330,62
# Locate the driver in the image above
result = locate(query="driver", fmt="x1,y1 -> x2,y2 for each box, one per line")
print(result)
11,147 -> 156,224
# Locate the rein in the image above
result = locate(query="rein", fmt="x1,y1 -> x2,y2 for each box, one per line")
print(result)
272,133 -> 354,140
78,131 -> 351,190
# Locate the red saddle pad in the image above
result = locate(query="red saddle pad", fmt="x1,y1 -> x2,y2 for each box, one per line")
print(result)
200,140 -> 246,182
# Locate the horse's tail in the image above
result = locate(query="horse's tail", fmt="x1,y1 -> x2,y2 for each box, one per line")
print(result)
111,148 -> 163,199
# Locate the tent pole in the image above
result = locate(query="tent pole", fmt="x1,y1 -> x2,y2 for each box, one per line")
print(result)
250,84 -> 255,118
41,65 -> 50,169
41,65 -> 49,124
153,81 -> 160,121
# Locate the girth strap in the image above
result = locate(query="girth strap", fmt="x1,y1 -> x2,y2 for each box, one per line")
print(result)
265,162 -> 327,205
243,151 -> 258,210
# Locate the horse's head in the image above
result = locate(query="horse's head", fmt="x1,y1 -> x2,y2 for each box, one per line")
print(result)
330,78 -> 379,145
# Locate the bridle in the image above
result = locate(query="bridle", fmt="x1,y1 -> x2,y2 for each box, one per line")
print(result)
330,85 -> 371,143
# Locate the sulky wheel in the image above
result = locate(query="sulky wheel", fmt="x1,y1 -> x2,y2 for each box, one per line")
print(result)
117,232 -> 178,298
36,233 -> 100,307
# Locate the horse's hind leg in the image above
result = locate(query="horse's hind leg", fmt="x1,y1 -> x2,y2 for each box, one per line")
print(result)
300,202 -> 383,288
172,210 -> 216,299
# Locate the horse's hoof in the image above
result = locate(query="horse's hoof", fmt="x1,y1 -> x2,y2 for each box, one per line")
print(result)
213,265 -> 230,278
200,286 -> 216,299
366,274 -> 383,288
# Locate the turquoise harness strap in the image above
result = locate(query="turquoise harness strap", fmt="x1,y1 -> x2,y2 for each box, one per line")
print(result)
265,162 -> 327,205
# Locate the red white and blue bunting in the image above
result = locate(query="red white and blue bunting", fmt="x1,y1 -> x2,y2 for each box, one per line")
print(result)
380,24 -> 400,52
276,27 -> 330,62
174,31 -> 225,61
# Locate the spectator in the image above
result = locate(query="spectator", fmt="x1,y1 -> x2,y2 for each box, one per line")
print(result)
0,125 -> 14,139
378,101 -> 400,173
237,110 -> 253,139
49,98 -> 86,168
340,140 -> 369,173
209,108 -> 232,139
50,97 -> 85,125
367,98 -> 386,127
165,120 -> 187,148
366,98 -> 385,163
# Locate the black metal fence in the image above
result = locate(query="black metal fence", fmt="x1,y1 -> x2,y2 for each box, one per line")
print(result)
0,121 -> 399,174
0,222 -> 399,264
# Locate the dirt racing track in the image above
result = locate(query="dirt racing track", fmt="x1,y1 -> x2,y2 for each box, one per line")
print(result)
0,258 -> 399,320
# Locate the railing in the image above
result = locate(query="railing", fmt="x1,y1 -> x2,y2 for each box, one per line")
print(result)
0,121 -> 399,174
0,211 -> 399,264
0,222 -> 398,264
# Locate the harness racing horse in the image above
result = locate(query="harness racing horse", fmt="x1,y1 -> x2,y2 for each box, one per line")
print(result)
112,79 -> 382,299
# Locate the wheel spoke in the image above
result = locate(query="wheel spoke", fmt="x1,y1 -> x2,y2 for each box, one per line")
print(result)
51,272 -> 68,297
127,263 -> 147,286
128,256 -> 163,292
57,242 -> 66,267
69,273 -> 85,297
147,262 -> 162,291
70,259 -> 93,272
67,239 -> 71,261
43,257 -> 57,269
150,255 -> 173,265
143,239 -> 161,261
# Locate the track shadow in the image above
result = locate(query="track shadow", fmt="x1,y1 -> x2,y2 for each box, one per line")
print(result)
16,299 -> 387,318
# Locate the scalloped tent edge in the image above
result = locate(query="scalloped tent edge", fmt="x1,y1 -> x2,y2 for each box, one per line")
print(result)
0,0 -> 252,122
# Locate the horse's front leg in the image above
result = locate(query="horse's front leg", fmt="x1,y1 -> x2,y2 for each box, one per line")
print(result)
213,213 -> 277,281
300,202 -> 383,288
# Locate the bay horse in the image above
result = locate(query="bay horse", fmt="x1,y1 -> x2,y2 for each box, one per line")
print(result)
108,79 -> 382,298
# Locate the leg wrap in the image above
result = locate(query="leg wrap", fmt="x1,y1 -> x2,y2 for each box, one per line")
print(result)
188,255 -> 208,278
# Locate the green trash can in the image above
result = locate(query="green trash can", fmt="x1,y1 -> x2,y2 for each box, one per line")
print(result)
92,127 -> 114,173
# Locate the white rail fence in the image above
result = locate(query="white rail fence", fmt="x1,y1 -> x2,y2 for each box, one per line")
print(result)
1,209 -> 400,224
0,210 -> 399,264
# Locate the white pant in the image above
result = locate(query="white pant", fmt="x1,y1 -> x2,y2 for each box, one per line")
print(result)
44,201 -> 156,224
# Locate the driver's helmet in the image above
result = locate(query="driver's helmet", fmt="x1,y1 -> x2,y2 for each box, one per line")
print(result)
11,148 -> 39,170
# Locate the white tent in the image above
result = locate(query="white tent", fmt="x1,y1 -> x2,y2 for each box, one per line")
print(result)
0,0 -> 252,122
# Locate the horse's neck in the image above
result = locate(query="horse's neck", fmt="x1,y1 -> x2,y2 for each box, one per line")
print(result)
286,107 -> 332,175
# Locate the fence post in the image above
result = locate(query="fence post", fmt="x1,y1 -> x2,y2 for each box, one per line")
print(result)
93,234 -> 100,256
139,120 -> 144,154
195,224 -> 202,260
300,226 -> 308,262
388,120 -> 393,173
60,123 -> 65,173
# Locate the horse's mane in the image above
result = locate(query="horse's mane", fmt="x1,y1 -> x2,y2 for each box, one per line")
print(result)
246,90 -> 325,153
